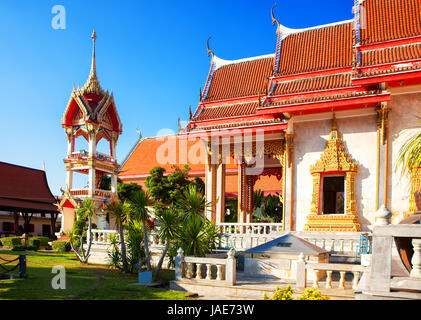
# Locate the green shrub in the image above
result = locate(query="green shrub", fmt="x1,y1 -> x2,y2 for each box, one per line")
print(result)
0,237 -> 22,247
29,236 -> 50,247
52,240 -> 70,253
11,244 -> 26,251
29,239 -> 41,250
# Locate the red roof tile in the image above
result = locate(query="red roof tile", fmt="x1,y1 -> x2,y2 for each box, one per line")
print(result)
203,56 -> 274,102
0,162 -> 58,213
360,43 -> 421,66
276,22 -> 353,75
360,0 -> 421,45
193,102 -> 259,121
272,73 -> 353,96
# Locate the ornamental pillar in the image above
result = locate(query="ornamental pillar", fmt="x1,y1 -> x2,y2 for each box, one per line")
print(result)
215,162 -> 226,223
237,161 -> 247,224
376,101 -> 390,210
283,133 -> 294,231
205,142 -> 217,222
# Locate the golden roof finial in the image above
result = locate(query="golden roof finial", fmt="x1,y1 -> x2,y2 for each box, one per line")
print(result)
81,29 -> 105,96
90,29 -> 97,78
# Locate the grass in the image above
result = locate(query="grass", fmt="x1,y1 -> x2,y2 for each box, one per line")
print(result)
0,250 -> 192,300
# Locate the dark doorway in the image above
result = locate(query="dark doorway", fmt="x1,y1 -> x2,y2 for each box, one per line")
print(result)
322,176 -> 345,214
42,224 -> 51,238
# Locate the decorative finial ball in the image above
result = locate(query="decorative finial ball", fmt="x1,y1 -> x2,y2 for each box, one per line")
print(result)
374,204 -> 392,225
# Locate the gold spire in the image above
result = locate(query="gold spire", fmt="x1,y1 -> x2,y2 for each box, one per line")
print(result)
81,29 -> 105,96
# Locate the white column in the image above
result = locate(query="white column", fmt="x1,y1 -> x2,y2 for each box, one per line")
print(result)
66,170 -> 73,190
205,158 -> 217,222
215,162 -> 226,223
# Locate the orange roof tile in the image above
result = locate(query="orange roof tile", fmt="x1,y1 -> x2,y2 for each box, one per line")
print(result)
276,22 -> 353,75
360,43 -> 421,66
193,102 -> 259,121
203,56 -> 274,102
272,73 -> 353,96
360,0 -> 421,45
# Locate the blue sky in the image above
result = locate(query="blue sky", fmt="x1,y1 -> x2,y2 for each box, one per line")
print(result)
0,0 -> 354,195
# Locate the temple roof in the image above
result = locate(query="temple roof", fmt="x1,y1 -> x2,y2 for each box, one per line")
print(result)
360,0 -> 421,45
0,162 -> 58,213
275,21 -> 353,76
202,54 -> 274,103
61,30 -> 122,133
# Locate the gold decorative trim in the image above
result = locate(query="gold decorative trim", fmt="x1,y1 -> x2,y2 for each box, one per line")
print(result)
305,115 -> 361,232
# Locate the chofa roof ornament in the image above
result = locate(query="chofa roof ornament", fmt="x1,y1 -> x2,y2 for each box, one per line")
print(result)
207,36 -> 214,59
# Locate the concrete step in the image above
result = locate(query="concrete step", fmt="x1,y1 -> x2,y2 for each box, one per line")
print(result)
170,278 -> 356,300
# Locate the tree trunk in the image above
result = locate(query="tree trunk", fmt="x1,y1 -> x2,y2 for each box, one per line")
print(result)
153,239 -> 169,279
50,213 -> 57,240
119,223 -> 128,273
13,212 -> 20,236
142,222 -> 152,271
22,213 -> 33,234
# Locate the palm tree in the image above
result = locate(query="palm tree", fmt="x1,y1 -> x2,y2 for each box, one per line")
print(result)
176,184 -> 211,222
153,207 -> 181,279
397,124 -> 421,211
70,198 -> 97,263
105,200 -> 132,273
129,189 -> 153,271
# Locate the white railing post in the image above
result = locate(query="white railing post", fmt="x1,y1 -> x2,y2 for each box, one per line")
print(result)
296,252 -> 307,288
175,248 -> 184,281
225,249 -> 236,285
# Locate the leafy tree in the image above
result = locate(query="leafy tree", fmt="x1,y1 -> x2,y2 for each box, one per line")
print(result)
397,122 -> 421,176
129,189 -> 153,271
100,175 -> 142,201
153,206 -> 181,278
176,184 -> 211,222
105,201 -> 133,273
145,165 -> 204,205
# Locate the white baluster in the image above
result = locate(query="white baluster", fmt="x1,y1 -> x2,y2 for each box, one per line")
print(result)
196,263 -> 202,280
313,270 -> 319,288
352,271 -> 360,289
206,264 -> 212,280
217,265 -> 223,281
339,271 -> 346,289
325,271 -> 332,288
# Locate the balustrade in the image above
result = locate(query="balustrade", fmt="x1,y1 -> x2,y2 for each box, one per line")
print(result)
297,259 -> 364,290
175,248 -> 236,285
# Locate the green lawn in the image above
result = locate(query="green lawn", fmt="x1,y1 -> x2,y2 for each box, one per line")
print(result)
0,250 -> 192,300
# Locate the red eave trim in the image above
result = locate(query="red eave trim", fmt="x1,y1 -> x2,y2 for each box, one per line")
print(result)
190,113 -> 274,127
256,94 -> 390,115
179,123 -> 287,140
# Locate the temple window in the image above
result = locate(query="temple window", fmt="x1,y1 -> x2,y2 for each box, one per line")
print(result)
304,115 -> 361,231
321,175 -> 345,214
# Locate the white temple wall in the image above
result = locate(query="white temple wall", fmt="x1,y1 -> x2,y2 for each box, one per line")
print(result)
388,91 -> 421,223
293,113 -> 378,231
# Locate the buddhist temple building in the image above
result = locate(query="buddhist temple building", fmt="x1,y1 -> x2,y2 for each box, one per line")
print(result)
153,0 -> 421,232
0,161 -> 59,239
58,30 -> 122,234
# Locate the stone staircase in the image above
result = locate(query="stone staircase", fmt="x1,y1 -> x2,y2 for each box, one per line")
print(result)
88,244 -> 111,265
170,273 -> 356,300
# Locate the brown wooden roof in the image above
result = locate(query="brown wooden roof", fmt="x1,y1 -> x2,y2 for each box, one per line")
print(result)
0,162 -> 58,213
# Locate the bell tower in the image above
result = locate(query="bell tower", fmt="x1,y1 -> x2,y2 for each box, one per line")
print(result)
59,30 -> 122,233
